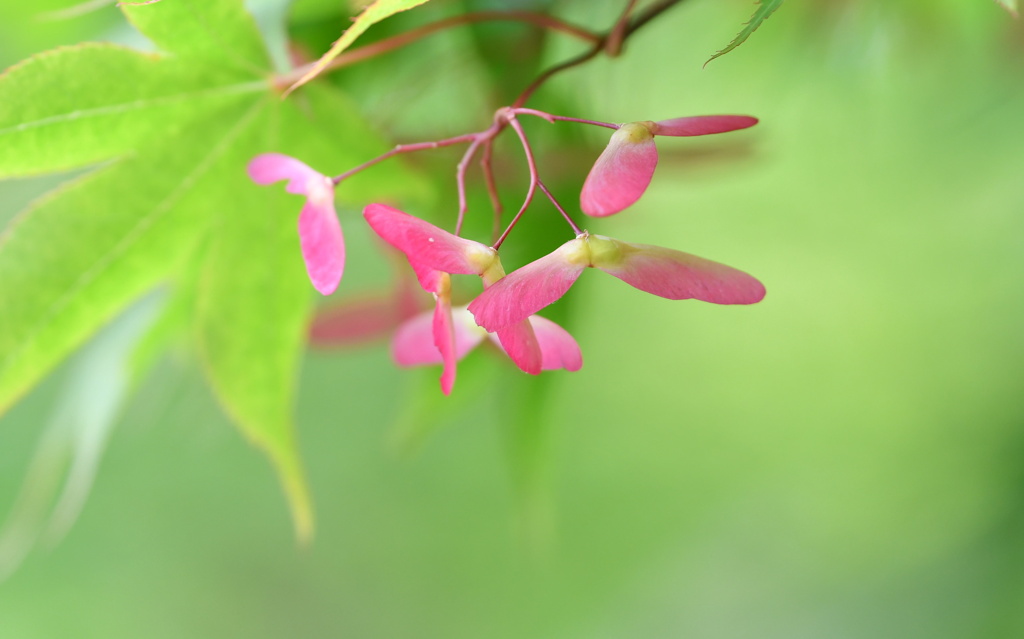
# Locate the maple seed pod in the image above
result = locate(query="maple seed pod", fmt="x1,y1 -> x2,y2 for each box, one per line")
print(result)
584,234 -> 625,267
248,154 -> 345,295
580,123 -> 658,218
468,233 -> 765,332
580,115 -> 758,217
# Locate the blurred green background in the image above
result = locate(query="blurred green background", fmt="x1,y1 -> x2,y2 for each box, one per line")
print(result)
2,0 -> 1023,637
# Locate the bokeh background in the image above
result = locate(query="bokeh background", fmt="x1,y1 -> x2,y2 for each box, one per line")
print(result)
2,0 -> 1023,637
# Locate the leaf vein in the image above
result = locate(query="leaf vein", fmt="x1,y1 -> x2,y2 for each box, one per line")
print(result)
0,80 -> 266,137
1,99 -> 269,377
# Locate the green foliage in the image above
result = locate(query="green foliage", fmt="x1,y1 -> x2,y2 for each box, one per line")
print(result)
121,0 -> 270,72
706,0 -> 783,65
194,102 -> 315,542
994,0 -> 1018,17
0,0 -> 423,538
0,114 -> 231,416
3,1 -> 1024,636
287,0 -> 434,92
0,45 -> 261,178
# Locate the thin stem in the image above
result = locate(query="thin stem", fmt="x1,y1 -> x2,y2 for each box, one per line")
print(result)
480,140 -> 504,244
332,133 -> 478,184
493,118 -> 538,250
627,0 -> 686,36
511,107 -> 619,130
604,0 -> 639,56
275,11 -> 600,90
511,46 -> 601,109
537,180 -> 582,235
510,0 -> 688,108
455,138 -> 484,236
310,0 -> 691,246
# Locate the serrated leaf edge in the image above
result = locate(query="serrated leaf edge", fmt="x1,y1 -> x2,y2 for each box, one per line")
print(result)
705,0 -> 784,66
119,0 -> 271,77
284,0 -> 432,95
0,43 -> 266,139
0,98 -> 270,412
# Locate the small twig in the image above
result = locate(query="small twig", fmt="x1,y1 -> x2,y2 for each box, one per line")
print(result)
275,11 -> 599,91
537,181 -> 582,235
480,140 -> 504,244
455,139 -> 484,236
310,0 -> 691,246
512,107 -> 618,130
332,134 -> 478,184
604,0 -> 638,56
511,47 -> 602,109
627,0 -> 686,36
511,0 -> 687,108
493,117 -> 539,250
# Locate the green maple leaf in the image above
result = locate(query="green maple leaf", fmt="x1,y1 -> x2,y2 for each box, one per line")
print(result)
287,0 -> 434,93
0,0 -> 425,540
706,0 -> 784,65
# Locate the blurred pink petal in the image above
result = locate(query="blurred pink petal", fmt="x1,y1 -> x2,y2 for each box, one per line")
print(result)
309,259 -> 423,348
432,293 -> 457,395
486,315 -> 582,373
364,203 -> 497,277
298,198 -> 345,295
309,295 -> 402,347
494,320 -> 542,375
391,306 -> 488,392
652,115 -> 758,137
468,240 -> 587,331
592,237 -> 766,304
393,309 -> 487,366
529,316 -> 583,371
249,153 -> 344,295
580,122 -> 658,217
391,277 -> 460,395
409,260 -> 445,294
248,153 -> 322,193
393,265 -> 424,320
450,308 -> 490,359
392,309 -> 443,366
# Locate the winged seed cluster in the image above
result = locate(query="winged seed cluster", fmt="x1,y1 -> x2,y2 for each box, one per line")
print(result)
251,108 -> 764,395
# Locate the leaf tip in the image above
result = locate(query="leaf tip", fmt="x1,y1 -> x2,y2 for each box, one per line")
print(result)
705,0 -> 784,66
268,444 -> 316,546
